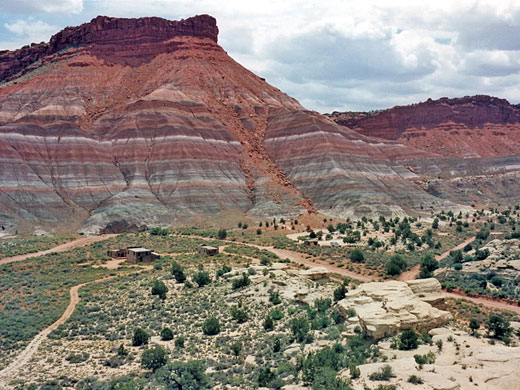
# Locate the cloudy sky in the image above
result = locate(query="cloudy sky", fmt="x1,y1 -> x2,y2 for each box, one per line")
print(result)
1,0 -> 520,112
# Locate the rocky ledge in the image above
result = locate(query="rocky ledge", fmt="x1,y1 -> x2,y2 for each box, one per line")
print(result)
337,279 -> 452,338
0,14 -> 218,81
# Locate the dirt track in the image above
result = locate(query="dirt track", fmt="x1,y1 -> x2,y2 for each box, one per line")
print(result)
398,236 -> 477,282
256,239 -> 520,315
0,276 -> 114,389
444,291 -> 520,315
255,245 -> 376,282
0,235 -> 116,266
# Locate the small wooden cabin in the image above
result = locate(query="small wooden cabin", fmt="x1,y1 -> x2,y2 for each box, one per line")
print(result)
107,248 -> 127,258
127,247 -> 160,263
198,245 -> 219,256
107,247 -> 159,263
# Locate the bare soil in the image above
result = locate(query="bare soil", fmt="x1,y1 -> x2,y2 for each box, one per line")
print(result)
0,235 -> 116,265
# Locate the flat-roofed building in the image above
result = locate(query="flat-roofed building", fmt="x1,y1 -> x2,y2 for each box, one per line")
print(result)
198,245 -> 219,256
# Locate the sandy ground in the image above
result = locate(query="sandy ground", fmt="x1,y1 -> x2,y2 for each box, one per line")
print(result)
2,233 -> 517,390
0,276 -> 114,389
0,235 -> 116,265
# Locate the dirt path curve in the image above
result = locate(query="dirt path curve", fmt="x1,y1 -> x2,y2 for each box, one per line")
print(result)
436,236 -> 476,261
0,235 -> 116,266
398,236 -> 477,282
257,245 -> 376,282
0,276 -> 114,389
398,265 -> 420,281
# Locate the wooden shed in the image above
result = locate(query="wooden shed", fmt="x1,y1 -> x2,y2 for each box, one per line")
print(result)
198,245 -> 219,256
126,247 -> 160,263
107,248 -> 127,258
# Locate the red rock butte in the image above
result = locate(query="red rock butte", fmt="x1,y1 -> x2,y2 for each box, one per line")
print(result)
0,15 -> 519,234
0,15 -> 218,81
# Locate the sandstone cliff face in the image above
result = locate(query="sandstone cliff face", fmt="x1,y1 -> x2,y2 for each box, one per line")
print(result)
0,15 -> 218,82
328,96 -> 520,208
329,95 -> 520,158
0,16 -> 515,233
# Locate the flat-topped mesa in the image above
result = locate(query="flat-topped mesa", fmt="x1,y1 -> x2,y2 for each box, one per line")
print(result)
0,14 -> 218,82
329,95 -> 520,139
49,14 -> 218,49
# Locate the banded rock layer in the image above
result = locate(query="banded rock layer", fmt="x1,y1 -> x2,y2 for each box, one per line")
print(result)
0,16 -> 513,233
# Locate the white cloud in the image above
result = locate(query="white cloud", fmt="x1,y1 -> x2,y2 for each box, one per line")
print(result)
2,0 -> 83,14
4,19 -> 58,45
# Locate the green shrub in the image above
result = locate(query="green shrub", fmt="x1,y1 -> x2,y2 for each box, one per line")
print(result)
408,375 -> 424,384
469,318 -> 480,334
413,351 -> 435,365
175,336 -> 185,348
153,360 -> 210,389
193,271 -> 211,287
171,261 -> 186,283
216,265 -> 232,277
232,273 -> 251,290
369,365 -> 395,381
290,316 -> 311,343
257,367 -> 276,387
142,345 -> 168,371
418,253 -> 438,279
160,327 -> 174,341
65,352 -> 89,363
386,255 -> 407,277
334,284 -> 347,301
350,249 -> 365,263
269,291 -> 281,305
202,317 -> 220,336
398,330 -> 418,350
263,315 -> 274,331
231,307 -> 248,323
487,313 -> 512,339
217,229 -> 227,239
132,328 -> 150,346
314,298 -> 331,312
269,308 -> 284,321
230,342 -> 242,356
151,280 -> 168,300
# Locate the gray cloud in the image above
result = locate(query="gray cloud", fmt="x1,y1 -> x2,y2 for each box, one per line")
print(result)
265,27 -> 437,84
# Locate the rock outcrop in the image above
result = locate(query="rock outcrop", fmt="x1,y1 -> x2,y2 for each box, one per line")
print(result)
337,281 -> 451,338
0,15 -> 218,82
406,278 -> 446,308
299,267 -> 330,281
457,239 -> 520,279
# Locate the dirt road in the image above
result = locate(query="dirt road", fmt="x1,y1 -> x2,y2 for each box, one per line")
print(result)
436,236 -> 476,261
444,291 -> 520,315
0,276 -> 114,389
0,235 -> 116,266
260,246 -> 376,282
398,236 -> 477,282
